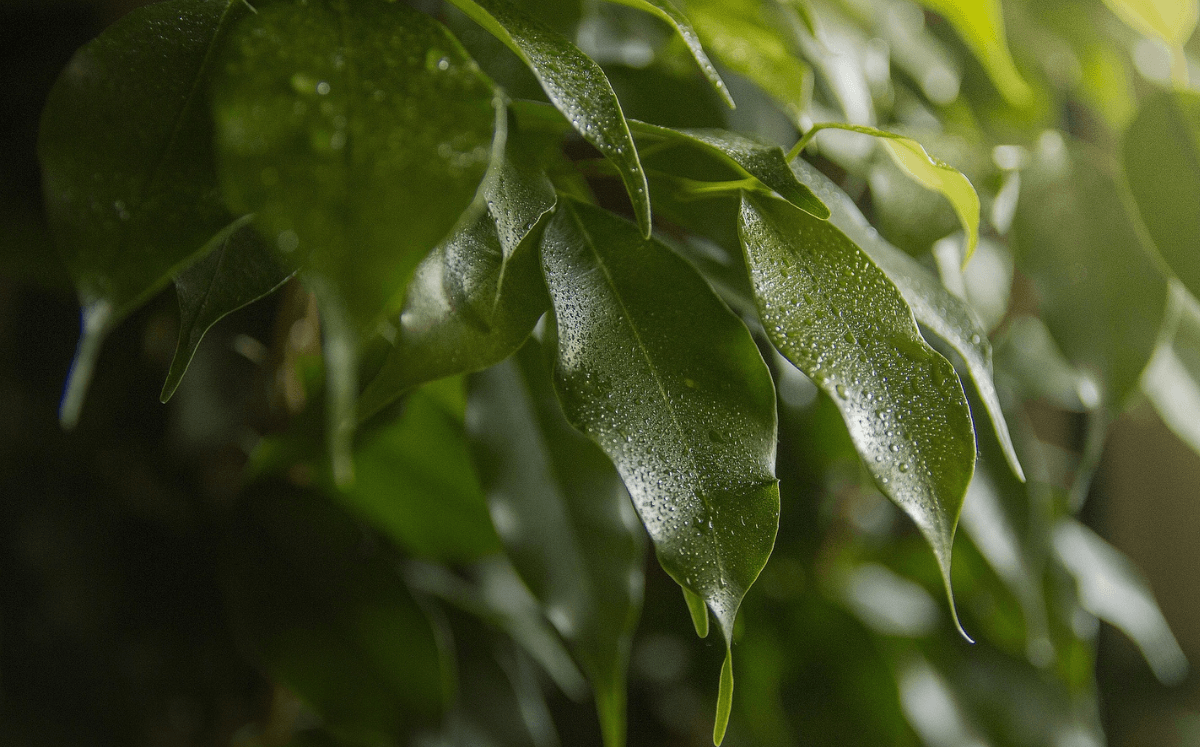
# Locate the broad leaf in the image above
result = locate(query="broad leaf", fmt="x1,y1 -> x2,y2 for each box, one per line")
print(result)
162,216 -> 293,402
601,0 -> 736,108
1012,134 -> 1169,406
37,0 -> 250,426
1123,88 -> 1200,300
482,117 -> 559,260
468,339 -> 646,747
738,192 -> 975,635
1101,0 -> 1197,81
1142,281 -> 1200,457
790,158 -> 1023,481
913,0 -> 1032,106
541,199 -> 779,745
447,0 -> 652,236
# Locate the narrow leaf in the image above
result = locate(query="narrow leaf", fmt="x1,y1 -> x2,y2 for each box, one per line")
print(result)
162,216 -> 293,402
912,0 -> 1033,106
601,0 -> 736,108
468,339 -> 646,747
714,649 -> 734,745
447,0 -> 652,236
739,193 -> 975,635
683,587 -> 710,638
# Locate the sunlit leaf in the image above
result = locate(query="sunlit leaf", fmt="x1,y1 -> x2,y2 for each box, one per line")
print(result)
913,0 -> 1033,106
468,339 -> 646,747
541,198 -> 779,742
161,216 -> 293,402
447,0 -> 651,236
1142,282 -> 1200,457
37,0 -> 251,426
738,192 -> 975,634
1123,88 -> 1200,300
1101,0 -> 1197,82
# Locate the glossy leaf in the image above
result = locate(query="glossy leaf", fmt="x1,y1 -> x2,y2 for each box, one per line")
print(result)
913,0 -> 1033,106
468,339 -> 646,747
738,192 -> 975,634
1142,282 -> 1200,457
1123,88 -> 1200,300
540,199 -> 779,741
482,118 -> 559,260
601,0 -> 736,108
162,216 -> 293,402
1012,134 -> 1169,406
790,158 -> 1023,481
37,0 -> 250,426
447,0 -> 651,236
1101,0 -> 1197,82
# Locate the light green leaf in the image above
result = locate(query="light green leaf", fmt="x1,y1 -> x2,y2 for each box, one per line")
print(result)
468,339 -> 646,747
683,586 -> 710,638
1123,88 -> 1200,300
1101,0 -> 1197,83
790,158 -> 1023,481
913,0 -> 1033,106
1013,133 -> 1169,407
447,0 -> 651,236
540,198 -> 780,726
162,216 -> 293,402
37,0 -> 251,426
601,0 -> 736,108
738,192 -> 975,635
1142,281 -> 1200,457
714,650 -> 734,745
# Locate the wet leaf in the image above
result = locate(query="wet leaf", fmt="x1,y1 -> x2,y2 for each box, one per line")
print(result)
1142,282 -> 1200,457
738,192 -> 975,634
1123,88 -> 1200,300
913,0 -> 1032,105
448,0 -> 651,236
482,118 -> 559,260
540,199 -> 779,739
468,339 -> 646,747
162,216 -> 293,402
37,0 -> 251,426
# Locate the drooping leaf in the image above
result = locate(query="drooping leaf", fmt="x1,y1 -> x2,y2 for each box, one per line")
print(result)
162,216 -> 293,402
790,158 -> 1023,481
540,198 -> 779,742
37,0 -> 251,426
1101,0 -> 1197,82
601,0 -> 736,108
1142,281 -> 1200,457
447,0 -> 651,236
225,483 -> 449,746
912,0 -> 1033,106
1012,133 -> 1169,407
468,339 -> 646,747
738,192 -> 975,634
1123,88 -> 1200,300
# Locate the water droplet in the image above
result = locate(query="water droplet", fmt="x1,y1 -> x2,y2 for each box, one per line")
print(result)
898,462 -> 910,473
835,383 -> 848,398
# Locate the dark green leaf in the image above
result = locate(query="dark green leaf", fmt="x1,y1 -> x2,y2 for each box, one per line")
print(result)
738,193 -> 975,634
37,0 -> 250,426
483,117 -> 559,259
1123,88 -> 1200,301
447,0 -> 652,236
162,216 -> 293,402
468,339 -> 646,747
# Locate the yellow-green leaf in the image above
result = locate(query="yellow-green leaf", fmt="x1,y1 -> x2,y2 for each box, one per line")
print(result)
914,0 -> 1033,106
1101,0 -> 1197,83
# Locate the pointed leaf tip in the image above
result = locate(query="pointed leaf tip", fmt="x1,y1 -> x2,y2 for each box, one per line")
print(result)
713,648 -> 734,745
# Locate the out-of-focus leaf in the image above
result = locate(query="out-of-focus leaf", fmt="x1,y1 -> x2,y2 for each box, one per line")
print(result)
601,0 -> 736,108
37,0 -> 250,426
1101,0 -> 1197,82
791,158 -> 1023,481
738,193 -> 975,634
541,199 -> 779,744
1124,88 -> 1200,300
162,217 -> 293,402
447,0 -> 651,236
226,484 -> 449,746
213,0 -> 499,481
682,0 -> 812,118
912,0 -> 1033,106
1142,282 -> 1200,457
1053,519 -> 1189,684
468,339 -> 646,747
1012,133 -> 1169,407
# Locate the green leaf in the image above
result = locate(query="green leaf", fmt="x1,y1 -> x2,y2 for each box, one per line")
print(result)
1142,282 -> 1200,457
447,0 -> 652,236
225,483 -> 449,746
540,198 -> 779,722
1012,133 -> 1169,407
468,339 -> 646,747
161,216 -> 293,402
37,0 -> 251,426
790,158 -> 1023,481
738,192 -> 975,635
683,586 -> 710,638
912,0 -> 1033,106
1123,88 -> 1200,300
483,117 -> 559,260
713,647 -> 735,745
601,0 -> 736,108
1101,0 -> 1197,82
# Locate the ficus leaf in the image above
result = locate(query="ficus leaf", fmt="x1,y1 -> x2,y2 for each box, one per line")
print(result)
540,198 -> 779,740
37,0 -> 251,426
468,339 -> 646,747
447,0 -> 652,236
912,0 -> 1033,106
1142,281 -> 1200,458
162,216 -> 293,402
1101,0 -> 1197,83
738,192 -> 975,636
